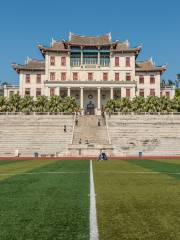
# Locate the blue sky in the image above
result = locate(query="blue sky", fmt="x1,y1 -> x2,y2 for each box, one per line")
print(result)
0,0 -> 179,84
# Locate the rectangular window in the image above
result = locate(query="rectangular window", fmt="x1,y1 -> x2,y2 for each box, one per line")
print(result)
139,75 -> 144,84
166,91 -> 170,98
36,88 -> 41,97
25,74 -> 30,83
115,57 -> 119,67
50,72 -> 55,81
25,88 -> 30,96
73,72 -> 78,81
9,91 -> 14,97
126,57 -> 130,67
61,72 -> 66,81
88,72 -> 93,81
150,89 -> 155,96
50,88 -> 55,96
61,56 -> 66,66
50,56 -> 55,66
150,75 -> 155,84
126,73 -> 131,81
115,73 -> 119,81
103,72 -> 108,81
126,88 -> 131,98
139,89 -> 144,97
36,74 -> 41,84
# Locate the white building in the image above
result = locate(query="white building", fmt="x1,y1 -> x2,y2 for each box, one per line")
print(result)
10,33 -> 168,114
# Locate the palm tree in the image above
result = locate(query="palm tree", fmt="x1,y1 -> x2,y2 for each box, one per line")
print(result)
118,97 -> 132,112
105,99 -> 116,113
62,96 -> 78,113
131,96 -> 146,112
20,96 -> 35,113
48,96 -> 63,113
35,96 -> 49,112
7,94 -> 21,112
0,96 -> 8,112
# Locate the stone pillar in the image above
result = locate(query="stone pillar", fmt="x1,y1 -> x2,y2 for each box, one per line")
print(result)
131,87 -> 136,99
55,87 -> 60,96
121,87 -> 126,98
98,47 -> 100,65
46,87 -> 50,97
110,87 -> 114,99
98,87 -> 101,109
80,87 -> 84,114
97,87 -> 101,115
81,46 -> 83,65
67,87 -> 71,97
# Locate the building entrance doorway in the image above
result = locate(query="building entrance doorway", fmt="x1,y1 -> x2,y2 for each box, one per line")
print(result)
86,101 -> 95,115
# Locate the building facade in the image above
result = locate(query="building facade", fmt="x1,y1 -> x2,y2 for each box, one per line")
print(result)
11,33 -> 167,114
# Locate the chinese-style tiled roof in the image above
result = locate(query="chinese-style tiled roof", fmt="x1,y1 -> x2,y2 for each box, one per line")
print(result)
135,59 -> 167,73
38,41 -> 69,56
12,59 -> 45,73
67,32 -> 112,46
112,41 -> 142,56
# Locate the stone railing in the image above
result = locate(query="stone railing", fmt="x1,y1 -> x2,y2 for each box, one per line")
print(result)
108,112 -> 180,116
71,112 -> 77,144
104,112 -> 112,144
0,112 -> 75,116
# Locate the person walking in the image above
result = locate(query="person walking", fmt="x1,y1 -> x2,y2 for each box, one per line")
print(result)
98,118 -> 101,126
75,118 -> 78,126
64,125 -> 67,132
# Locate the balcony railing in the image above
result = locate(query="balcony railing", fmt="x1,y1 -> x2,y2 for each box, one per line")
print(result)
70,58 -> 81,67
70,58 -> 110,67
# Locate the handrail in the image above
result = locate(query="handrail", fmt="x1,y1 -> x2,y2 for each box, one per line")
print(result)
104,112 -> 111,145
71,112 -> 76,144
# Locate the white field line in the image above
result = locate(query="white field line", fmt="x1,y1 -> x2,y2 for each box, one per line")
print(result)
0,171 -> 88,176
90,160 -> 99,240
94,171 -> 180,175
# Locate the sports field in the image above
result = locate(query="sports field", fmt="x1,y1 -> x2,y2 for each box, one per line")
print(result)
0,159 -> 180,240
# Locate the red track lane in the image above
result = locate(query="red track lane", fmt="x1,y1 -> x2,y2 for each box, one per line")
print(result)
0,156 -> 180,161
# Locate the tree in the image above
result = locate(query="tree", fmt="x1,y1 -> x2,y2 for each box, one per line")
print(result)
0,96 -> 8,112
20,96 -> 35,113
47,96 -> 63,113
175,89 -> 180,97
35,96 -> 49,112
7,94 -> 21,112
62,96 -> 78,113
105,99 -> 116,113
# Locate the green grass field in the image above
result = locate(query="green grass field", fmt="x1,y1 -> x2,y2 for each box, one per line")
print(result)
93,159 -> 180,240
0,160 -> 89,240
0,159 -> 180,240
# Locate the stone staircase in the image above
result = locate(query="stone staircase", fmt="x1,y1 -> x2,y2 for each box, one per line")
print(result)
73,115 -> 109,145
68,115 -> 113,156
0,115 -> 74,157
107,114 -> 180,156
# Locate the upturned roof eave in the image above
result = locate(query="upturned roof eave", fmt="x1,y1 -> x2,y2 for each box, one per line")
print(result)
135,67 -> 167,74
12,64 -> 45,74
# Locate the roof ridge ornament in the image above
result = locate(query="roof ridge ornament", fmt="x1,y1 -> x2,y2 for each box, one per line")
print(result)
108,32 -> 112,42
26,56 -> 32,64
137,43 -> 143,48
149,57 -> 154,65
69,32 -> 72,41
51,38 -> 56,47
125,40 -> 129,47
